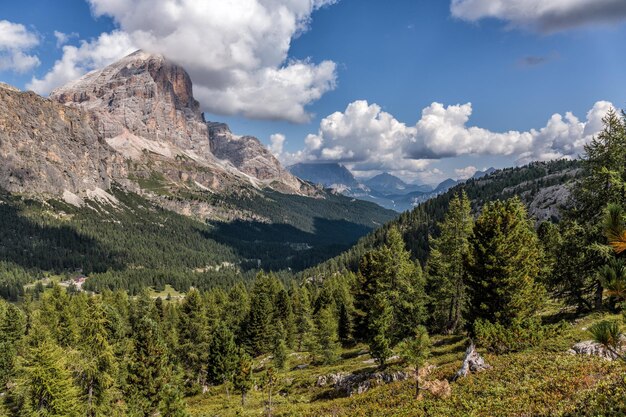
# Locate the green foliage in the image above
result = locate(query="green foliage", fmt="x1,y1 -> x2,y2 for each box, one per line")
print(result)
474,317 -> 566,354
233,349 -> 253,406
398,325 -> 431,398
466,197 -> 546,326
314,306 -> 340,364
427,192 -> 473,333
589,320 -> 623,357
207,322 -> 238,385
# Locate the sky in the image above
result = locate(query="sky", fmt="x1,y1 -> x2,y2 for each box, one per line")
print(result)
1,0 -> 626,185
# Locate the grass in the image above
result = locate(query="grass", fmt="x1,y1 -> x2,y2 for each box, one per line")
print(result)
186,312 -> 626,417
148,284 -> 185,300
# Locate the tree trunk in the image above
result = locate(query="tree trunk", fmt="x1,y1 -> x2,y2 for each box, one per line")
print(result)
594,280 -> 603,310
241,391 -> 246,406
454,342 -> 491,380
414,366 -> 420,399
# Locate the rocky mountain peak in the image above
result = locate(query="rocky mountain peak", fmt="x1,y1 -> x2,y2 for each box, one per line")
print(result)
49,50 -> 306,195
50,49 -> 211,159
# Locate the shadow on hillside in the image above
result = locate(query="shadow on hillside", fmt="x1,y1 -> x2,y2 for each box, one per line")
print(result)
0,196 -> 125,274
204,217 -> 373,272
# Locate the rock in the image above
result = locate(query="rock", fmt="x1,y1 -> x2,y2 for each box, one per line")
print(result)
567,338 -> 626,361
454,343 -> 492,380
422,379 -> 451,399
316,370 -> 409,397
51,50 -> 306,195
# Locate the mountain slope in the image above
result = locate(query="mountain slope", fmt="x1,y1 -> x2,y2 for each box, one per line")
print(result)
365,172 -> 430,195
0,51 -> 396,287
302,159 -> 582,276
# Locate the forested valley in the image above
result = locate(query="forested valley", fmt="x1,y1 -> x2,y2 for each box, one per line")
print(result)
0,110 -> 625,416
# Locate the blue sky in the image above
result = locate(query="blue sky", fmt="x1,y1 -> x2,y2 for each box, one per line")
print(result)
1,0 -> 626,184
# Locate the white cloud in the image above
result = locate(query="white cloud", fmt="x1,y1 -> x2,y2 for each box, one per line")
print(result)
455,165 -> 478,179
287,99 -> 614,177
54,31 -> 78,48
0,20 -> 40,73
451,0 -> 626,32
32,0 -> 338,122
27,31 -> 136,94
269,133 -> 286,158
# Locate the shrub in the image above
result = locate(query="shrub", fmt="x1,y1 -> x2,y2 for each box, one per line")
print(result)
474,317 -> 566,354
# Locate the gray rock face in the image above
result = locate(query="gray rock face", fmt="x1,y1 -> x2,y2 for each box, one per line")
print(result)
0,87 -> 125,196
207,122 -> 302,191
567,337 -> 626,361
50,50 -> 304,194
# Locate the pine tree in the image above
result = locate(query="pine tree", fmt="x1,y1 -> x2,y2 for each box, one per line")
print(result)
207,322 -> 238,388
77,298 -> 117,417
465,198 -> 546,327
17,326 -> 82,417
427,192 -> 473,333
314,306 -> 340,364
177,289 -> 210,389
398,325 -> 431,399
367,293 -> 393,367
233,349 -> 253,407
271,322 -> 288,370
0,301 -> 25,386
125,292 -> 170,415
356,226 -> 426,365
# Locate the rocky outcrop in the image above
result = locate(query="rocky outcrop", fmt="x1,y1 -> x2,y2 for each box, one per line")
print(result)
0,85 -> 125,196
315,370 -> 410,397
50,50 -> 305,195
567,337 -> 626,361
207,122 -> 302,191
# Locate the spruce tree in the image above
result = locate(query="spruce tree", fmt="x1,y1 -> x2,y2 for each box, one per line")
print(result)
17,325 -> 82,417
233,349 -> 253,407
465,197 -> 546,327
398,325 -> 431,399
207,322 -> 238,387
77,298 -> 117,417
427,192 -> 473,333
314,306 -> 340,364
177,289 -> 210,389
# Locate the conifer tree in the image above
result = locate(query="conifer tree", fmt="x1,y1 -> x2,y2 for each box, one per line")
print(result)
126,292 -> 170,415
233,349 -> 253,407
207,322 -> 238,387
427,192 -> 473,333
177,289 -> 210,388
465,198 -> 546,326
314,306 -> 340,364
0,301 -> 25,386
17,323 -> 82,417
398,325 -> 431,399
77,298 -> 117,416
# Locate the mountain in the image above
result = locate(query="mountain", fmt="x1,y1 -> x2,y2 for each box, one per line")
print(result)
288,162 -> 360,190
364,172 -> 430,195
434,178 -> 460,193
472,167 -> 497,179
0,50 -> 396,274
304,159 -> 583,275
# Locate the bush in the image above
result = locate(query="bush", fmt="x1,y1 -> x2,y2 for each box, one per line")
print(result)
474,317 -> 566,354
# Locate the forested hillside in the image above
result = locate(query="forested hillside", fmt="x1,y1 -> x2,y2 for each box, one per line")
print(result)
302,158 -> 582,277
0,110 -> 625,417
0,185 -> 394,299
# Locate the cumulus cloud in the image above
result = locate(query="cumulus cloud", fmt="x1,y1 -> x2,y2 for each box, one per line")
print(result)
286,99 -> 614,177
31,0 -> 338,122
451,0 -> 626,32
0,20 -> 40,73
27,31 -> 135,94
269,133 -> 286,158
455,166 -> 478,179
53,31 -> 78,48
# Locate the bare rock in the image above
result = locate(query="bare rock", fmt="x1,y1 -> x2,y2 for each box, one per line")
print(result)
567,337 -> 626,361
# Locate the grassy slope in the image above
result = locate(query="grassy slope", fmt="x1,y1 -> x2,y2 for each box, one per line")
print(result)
187,310 -> 626,417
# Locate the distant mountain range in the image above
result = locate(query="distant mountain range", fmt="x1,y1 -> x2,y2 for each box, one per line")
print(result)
287,163 -> 497,212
